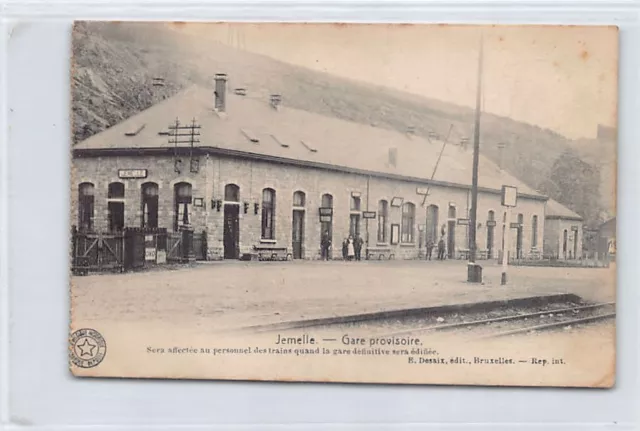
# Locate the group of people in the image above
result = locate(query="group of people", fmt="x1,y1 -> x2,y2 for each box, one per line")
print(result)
319,231 -> 364,261
321,231 -> 449,261
425,236 -> 447,261
341,235 -> 364,261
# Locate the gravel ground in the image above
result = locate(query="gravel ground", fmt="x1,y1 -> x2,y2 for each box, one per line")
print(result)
72,260 -> 615,336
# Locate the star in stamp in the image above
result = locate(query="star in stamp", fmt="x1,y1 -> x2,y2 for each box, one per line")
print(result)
70,328 -> 107,368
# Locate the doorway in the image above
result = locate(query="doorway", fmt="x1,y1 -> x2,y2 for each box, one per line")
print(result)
562,229 -> 568,259
223,204 -> 240,259
107,201 -> 125,232
292,210 -> 304,259
447,220 -> 456,259
573,230 -> 579,260
349,214 -> 361,238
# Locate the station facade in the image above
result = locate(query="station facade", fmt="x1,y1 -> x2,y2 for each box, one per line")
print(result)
72,75 -> 556,261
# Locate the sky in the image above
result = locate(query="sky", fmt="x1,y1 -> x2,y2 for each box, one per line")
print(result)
174,23 -> 618,140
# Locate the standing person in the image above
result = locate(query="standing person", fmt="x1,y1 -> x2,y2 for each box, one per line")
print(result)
437,236 -> 446,260
354,234 -> 364,261
321,231 -> 332,261
342,237 -> 349,261
426,237 -> 434,260
347,235 -> 355,261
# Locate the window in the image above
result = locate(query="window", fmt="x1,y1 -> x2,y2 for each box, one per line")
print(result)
488,210 -> 495,222
293,191 -> 305,207
141,182 -> 159,228
350,195 -> 361,211
174,182 -> 192,231
401,202 -> 415,243
448,205 -> 456,219
78,182 -> 95,231
517,213 -> 524,225
224,184 -> 240,202
261,188 -> 276,240
531,215 -> 538,247
377,200 -> 388,243
107,182 -> 125,232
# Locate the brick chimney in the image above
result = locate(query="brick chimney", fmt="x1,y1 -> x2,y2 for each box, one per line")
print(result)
214,73 -> 227,112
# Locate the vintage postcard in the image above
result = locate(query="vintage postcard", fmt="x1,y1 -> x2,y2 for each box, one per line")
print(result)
69,22 -> 617,387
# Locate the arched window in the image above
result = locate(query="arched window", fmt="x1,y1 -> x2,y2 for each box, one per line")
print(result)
107,182 -> 125,232
448,205 -> 456,219
261,188 -> 276,240
293,191 -> 305,207
321,193 -> 333,208
401,202 -> 416,243
563,229 -> 568,256
174,182 -> 192,231
531,215 -> 538,247
224,184 -> 240,202
517,213 -> 524,225
488,210 -> 495,222
377,200 -> 388,243
78,182 -> 95,231
108,182 -> 125,199
141,182 -> 159,228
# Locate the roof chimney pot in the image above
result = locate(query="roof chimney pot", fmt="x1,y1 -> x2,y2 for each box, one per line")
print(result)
270,94 -> 282,110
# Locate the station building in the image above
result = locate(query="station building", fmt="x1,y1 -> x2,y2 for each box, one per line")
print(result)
543,199 -> 584,259
72,74 -> 551,261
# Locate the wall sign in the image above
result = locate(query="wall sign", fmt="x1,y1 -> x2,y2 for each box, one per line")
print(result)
319,207 -> 333,216
118,169 -> 148,179
416,187 -> 429,195
501,185 -> 518,207
391,197 -> 404,207
193,198 -> 204,207
510,222 -> 521,229
362,211 -> 376,219
390,224 -> 400,244
457,218 -> 470,225
351,191 -> 362,198
571,225 -> 579,231
319,215 -> 332,223
486,220 -> 497,227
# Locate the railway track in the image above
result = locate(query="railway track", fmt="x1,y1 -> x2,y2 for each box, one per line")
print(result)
378,302 -> 615,339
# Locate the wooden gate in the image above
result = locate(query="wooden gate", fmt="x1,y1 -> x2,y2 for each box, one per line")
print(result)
167,232 -> 184,262
72,230 -> 125,274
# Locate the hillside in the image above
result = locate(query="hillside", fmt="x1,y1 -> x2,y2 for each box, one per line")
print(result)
71,22 -> 611,226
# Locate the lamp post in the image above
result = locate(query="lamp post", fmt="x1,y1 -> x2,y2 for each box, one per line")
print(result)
467,34 -> 484,283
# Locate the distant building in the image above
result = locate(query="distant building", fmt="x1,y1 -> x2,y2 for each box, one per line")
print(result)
71,75 -> 548,261
597,217 -> 616,261
543,199 -> 584,259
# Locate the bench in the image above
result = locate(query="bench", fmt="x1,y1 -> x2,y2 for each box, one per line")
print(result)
251,245 -> 292,261
366,247 -> 395,260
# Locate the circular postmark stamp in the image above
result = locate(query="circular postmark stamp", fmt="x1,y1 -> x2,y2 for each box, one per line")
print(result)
70,328 -> 107,368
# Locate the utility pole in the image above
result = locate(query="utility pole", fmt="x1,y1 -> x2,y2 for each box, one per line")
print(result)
467,33 -> 484,283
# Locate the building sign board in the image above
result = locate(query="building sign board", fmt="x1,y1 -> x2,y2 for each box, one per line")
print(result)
457,218 -> 470,225
501,185 -> 518,207
118,169 -> 148,179
416,187 -> 429,195
319,215 -> 332,223
486,220 -> 497,227
391,197 -> 404,207
510,222 -> 521,229
571,225 -> 579,231
362,211 -> 376,219
145,248 -> 157,261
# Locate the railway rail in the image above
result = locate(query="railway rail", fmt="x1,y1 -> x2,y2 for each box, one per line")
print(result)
378,302 -> 615,339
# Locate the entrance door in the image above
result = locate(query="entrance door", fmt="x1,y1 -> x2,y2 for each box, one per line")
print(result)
573,230 -> 579,260
292,210 -> 304,259
447,221 -> 456,258
487,226 -> 494,259
349,214 -> 360,238
223,204 -> 239,259
516,227 -> 523,259
108,201 -> 125,232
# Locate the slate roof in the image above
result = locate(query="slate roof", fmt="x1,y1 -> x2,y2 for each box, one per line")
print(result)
75,85 -> 545,199
545,198 -> 584,220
